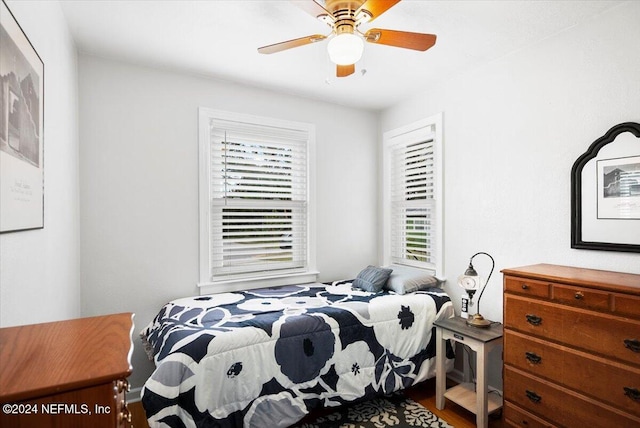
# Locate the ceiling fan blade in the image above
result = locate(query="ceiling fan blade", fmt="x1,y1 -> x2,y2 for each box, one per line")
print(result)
292,1 -> 335,25
258,34 -> 327,54
364,28 -> 436,51
336,64 -> 355,77
356,0 -> 401,23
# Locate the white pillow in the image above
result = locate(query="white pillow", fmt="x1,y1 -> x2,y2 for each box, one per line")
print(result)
384,265 -> 441,294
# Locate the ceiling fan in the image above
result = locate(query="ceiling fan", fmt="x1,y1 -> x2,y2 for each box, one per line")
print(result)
257,0 -> 437,77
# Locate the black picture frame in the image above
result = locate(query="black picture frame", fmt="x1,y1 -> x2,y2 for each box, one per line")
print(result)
0,0 -> 45,233
571,122 -> 640,252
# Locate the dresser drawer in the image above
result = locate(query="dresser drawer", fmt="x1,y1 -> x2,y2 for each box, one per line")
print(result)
504,366 -> 640,428
503,295 -> 562,339
505,277 -> 550,299
551,283 -> 609,312
0,382 -> 120,428
505,330 -> 640,416
614,293 -> 640,319
504,294 -> 640,366
504,401 -> 556,428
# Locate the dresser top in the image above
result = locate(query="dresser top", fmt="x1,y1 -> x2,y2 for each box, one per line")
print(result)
501,264 -> 640,295
0,313 -> 134,402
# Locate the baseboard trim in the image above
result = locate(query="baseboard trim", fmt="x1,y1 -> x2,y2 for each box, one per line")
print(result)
446,368 -> 465,384
127,386 -> 143,403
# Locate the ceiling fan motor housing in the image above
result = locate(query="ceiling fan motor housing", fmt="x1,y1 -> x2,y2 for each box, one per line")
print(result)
324,0 -> 372,34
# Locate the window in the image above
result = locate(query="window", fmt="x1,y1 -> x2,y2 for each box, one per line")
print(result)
199,109 -> 316,292
383,113 -> 443,274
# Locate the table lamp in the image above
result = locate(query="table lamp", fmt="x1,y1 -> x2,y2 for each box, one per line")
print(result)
457,252 -> 494,328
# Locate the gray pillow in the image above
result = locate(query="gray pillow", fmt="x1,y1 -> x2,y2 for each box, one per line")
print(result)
384,265 -> 440,294
352,265 -> 393,292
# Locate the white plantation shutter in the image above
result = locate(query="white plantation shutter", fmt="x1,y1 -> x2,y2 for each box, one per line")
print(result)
384,114 -> 442,273
390,139 -> 435,266
200,111 -> 313,280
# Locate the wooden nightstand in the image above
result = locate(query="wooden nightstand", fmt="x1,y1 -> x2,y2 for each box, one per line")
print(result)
435,316 -> 503,428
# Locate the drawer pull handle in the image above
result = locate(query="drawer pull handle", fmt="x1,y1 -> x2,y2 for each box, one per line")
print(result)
116,379 -> 130,393
574,291 -> 584,300
525,390 -> 542,403
624,387 -> 640,402
522,284 -> 529,290
525,351 -> 542,364
624,339 -> 640,353
119,406 -> 132,423
526,314 -> 542,326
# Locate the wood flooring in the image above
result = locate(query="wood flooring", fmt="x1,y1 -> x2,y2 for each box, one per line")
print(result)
129,377 -> 504,427
404,378 -> 504,428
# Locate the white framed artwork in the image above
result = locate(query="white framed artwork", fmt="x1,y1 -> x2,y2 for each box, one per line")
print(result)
0,0 -> 44,233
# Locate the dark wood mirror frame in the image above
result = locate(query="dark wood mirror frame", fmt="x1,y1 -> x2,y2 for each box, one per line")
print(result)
571,122 -> 640,253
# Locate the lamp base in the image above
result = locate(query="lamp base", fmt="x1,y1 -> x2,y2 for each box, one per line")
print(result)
466,313 -> 492,328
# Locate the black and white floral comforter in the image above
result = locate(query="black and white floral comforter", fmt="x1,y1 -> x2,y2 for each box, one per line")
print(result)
140,281 -> 455,428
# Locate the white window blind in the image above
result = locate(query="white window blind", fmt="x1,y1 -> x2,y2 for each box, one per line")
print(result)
383,114 -> 442,274
200,111 -> 313,282
390,139 -> 435,267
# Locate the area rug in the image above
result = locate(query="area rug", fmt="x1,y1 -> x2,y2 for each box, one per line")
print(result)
293,393 -> 453,428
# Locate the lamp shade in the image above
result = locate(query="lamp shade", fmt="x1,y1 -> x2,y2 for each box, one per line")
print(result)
327,33 -> 364,65
458,273 -> 482,292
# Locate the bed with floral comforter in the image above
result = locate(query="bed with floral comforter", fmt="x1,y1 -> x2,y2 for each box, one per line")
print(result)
140,280 -> 455,427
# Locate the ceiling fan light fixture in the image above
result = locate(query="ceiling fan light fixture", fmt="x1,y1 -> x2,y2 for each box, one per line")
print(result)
257,0 -> 437,77
327,33 -> 364,65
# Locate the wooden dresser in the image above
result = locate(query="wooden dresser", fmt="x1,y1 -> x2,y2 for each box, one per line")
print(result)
502,264 -> 640,428
0,313 -> 134,428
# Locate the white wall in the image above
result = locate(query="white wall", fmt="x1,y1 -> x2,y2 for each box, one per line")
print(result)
0,1 -> 80,327
74,0 -> 640,394
380,1 -> 640,388
78,55 -> 379,389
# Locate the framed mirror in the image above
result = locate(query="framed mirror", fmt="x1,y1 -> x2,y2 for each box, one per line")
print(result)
571,122 -> 640,253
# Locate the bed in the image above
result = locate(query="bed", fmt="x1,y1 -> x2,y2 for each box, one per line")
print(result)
140,276 -> 455,428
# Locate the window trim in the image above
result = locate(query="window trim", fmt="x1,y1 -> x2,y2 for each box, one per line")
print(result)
198,108 -> 317,293
382,113 -> 443,276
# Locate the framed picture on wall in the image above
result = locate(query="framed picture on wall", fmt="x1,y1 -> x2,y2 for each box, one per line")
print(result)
571,122 -> 640,252
0,0 -> 44,233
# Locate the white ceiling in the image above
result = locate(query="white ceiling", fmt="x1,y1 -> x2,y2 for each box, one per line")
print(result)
59,0 -> 624,110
